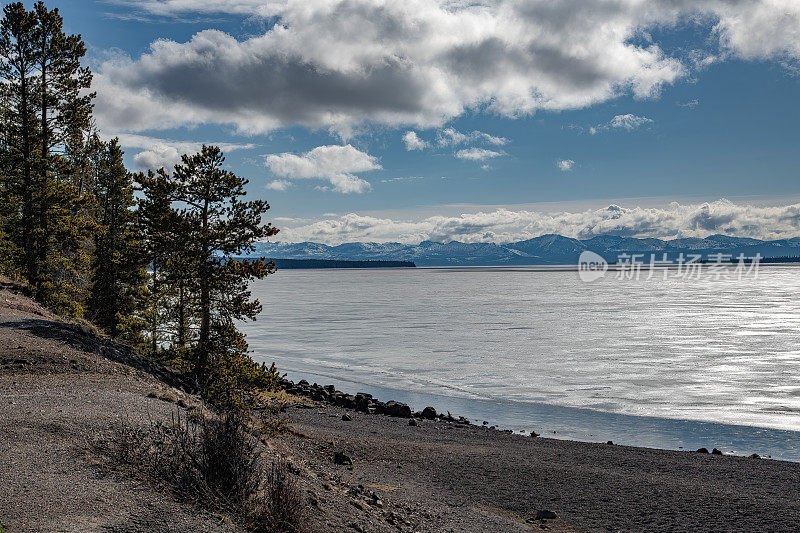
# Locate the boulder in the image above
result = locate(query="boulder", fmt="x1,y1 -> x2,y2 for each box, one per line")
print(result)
696,448 -> 709,454
384,401 -> 412,418
421,406 -> 437,420
341,394 -> 356,409
334,452 -> 352,465
711,448 -> 723,455
354,392 -> 373,412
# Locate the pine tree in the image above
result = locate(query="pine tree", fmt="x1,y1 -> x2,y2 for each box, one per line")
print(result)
0,2 -> 95,314
0,2 -> 40,286
88,138 -> 146,339
135,168 -> 199,356
31,2 -> 94,313
170,145 -> 278,387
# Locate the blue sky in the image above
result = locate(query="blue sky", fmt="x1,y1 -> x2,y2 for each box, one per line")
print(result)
48,1 -> 800,243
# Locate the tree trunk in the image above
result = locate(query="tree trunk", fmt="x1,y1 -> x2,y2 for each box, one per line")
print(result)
20,65 -> 36,289
177,279 -> 186,348
195,197 -> 211,384
150,266 -> 159,355
37,32 -> 49,292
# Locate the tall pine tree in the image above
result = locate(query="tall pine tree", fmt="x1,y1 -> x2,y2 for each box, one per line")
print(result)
88,138 -> 146,339
170,146 -> 278,387
0,2 -> 39,286
0,2 -> 94,315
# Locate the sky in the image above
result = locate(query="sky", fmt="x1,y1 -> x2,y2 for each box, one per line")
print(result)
45,0 -> 800,244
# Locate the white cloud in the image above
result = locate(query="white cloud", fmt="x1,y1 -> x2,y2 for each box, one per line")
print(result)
609,114 -> 654,131
114,133 -> 255,170
678,99 -> 700,108
111,0 -> 281,17
264,144 -> 380,194
437,127 -> 509,147
96,1 -> 800,138
94,0 -> 697,135
455,148 -> 502,161
275,199 -> 800,245
557,159 -> 575,171
402,131 -> 428,151
587,113 -> 654,135
266,179 -> 291,191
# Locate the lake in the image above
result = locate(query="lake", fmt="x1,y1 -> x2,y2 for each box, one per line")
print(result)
243,266 -> 800,460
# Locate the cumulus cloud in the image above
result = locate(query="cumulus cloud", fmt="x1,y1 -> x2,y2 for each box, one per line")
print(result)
402,131 -> 428,151
264,144 -> 380,194
437,127 -> 509,147
266,179 -> 291,191
588,113 -> 654,135
114,133 -> 254,170
609,114 -> 654,130
455,148 -> 502,161
557,159 -> 575,171
94,0 -> 687,135
96,1 -> 800,136
274,199 -> 800,245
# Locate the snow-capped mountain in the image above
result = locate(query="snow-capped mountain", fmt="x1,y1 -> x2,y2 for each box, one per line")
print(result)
239,235 -> 800,266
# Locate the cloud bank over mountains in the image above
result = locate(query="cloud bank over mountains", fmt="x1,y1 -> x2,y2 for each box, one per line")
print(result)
97,0 -> 800,136
274,200 -> 800,245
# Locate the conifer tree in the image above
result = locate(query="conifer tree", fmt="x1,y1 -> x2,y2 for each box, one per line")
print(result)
135,168 -> 177,355
88,138 -> 146,338
170,145 -> 278,386
0,2 -> 95,314
31,2 -> 94,312
0,2 -> 40,285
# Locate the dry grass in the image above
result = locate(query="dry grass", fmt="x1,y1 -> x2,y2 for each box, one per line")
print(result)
108,410 -> 305,533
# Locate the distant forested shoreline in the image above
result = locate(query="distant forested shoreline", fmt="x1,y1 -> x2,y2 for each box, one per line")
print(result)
271,259 -> 416,269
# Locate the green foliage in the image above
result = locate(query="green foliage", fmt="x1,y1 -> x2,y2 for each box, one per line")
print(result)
168,145 -> 279,386
202,325 -> 281,412
0,4 -> 283,418
88,137 -> 148,339
0,1 -> 96,315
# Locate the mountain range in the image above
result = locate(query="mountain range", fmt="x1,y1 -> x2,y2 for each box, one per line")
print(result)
239,234 -> 800,267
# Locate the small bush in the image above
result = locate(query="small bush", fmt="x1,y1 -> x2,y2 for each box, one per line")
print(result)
259,460 -> 305,533
110,411 -> 304,532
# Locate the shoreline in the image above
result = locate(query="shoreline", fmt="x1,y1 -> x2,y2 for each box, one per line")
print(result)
279,369 -> 800,462
4,283 -> 800,531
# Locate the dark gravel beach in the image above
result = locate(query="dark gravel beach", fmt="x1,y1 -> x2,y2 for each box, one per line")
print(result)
281,404 -> 800,532
2,279 -> 800,532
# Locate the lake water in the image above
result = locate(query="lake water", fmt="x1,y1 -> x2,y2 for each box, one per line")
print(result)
243,266 -> 800,460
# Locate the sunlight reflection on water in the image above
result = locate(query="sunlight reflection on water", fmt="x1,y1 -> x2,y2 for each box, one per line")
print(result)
243,266 -> 800,442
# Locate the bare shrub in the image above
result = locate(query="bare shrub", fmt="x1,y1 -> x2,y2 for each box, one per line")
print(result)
109,410 -> 304,532
258,459 -> 305,533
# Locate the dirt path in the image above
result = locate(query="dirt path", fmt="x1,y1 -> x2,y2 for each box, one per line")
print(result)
0,283 -> 240,532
